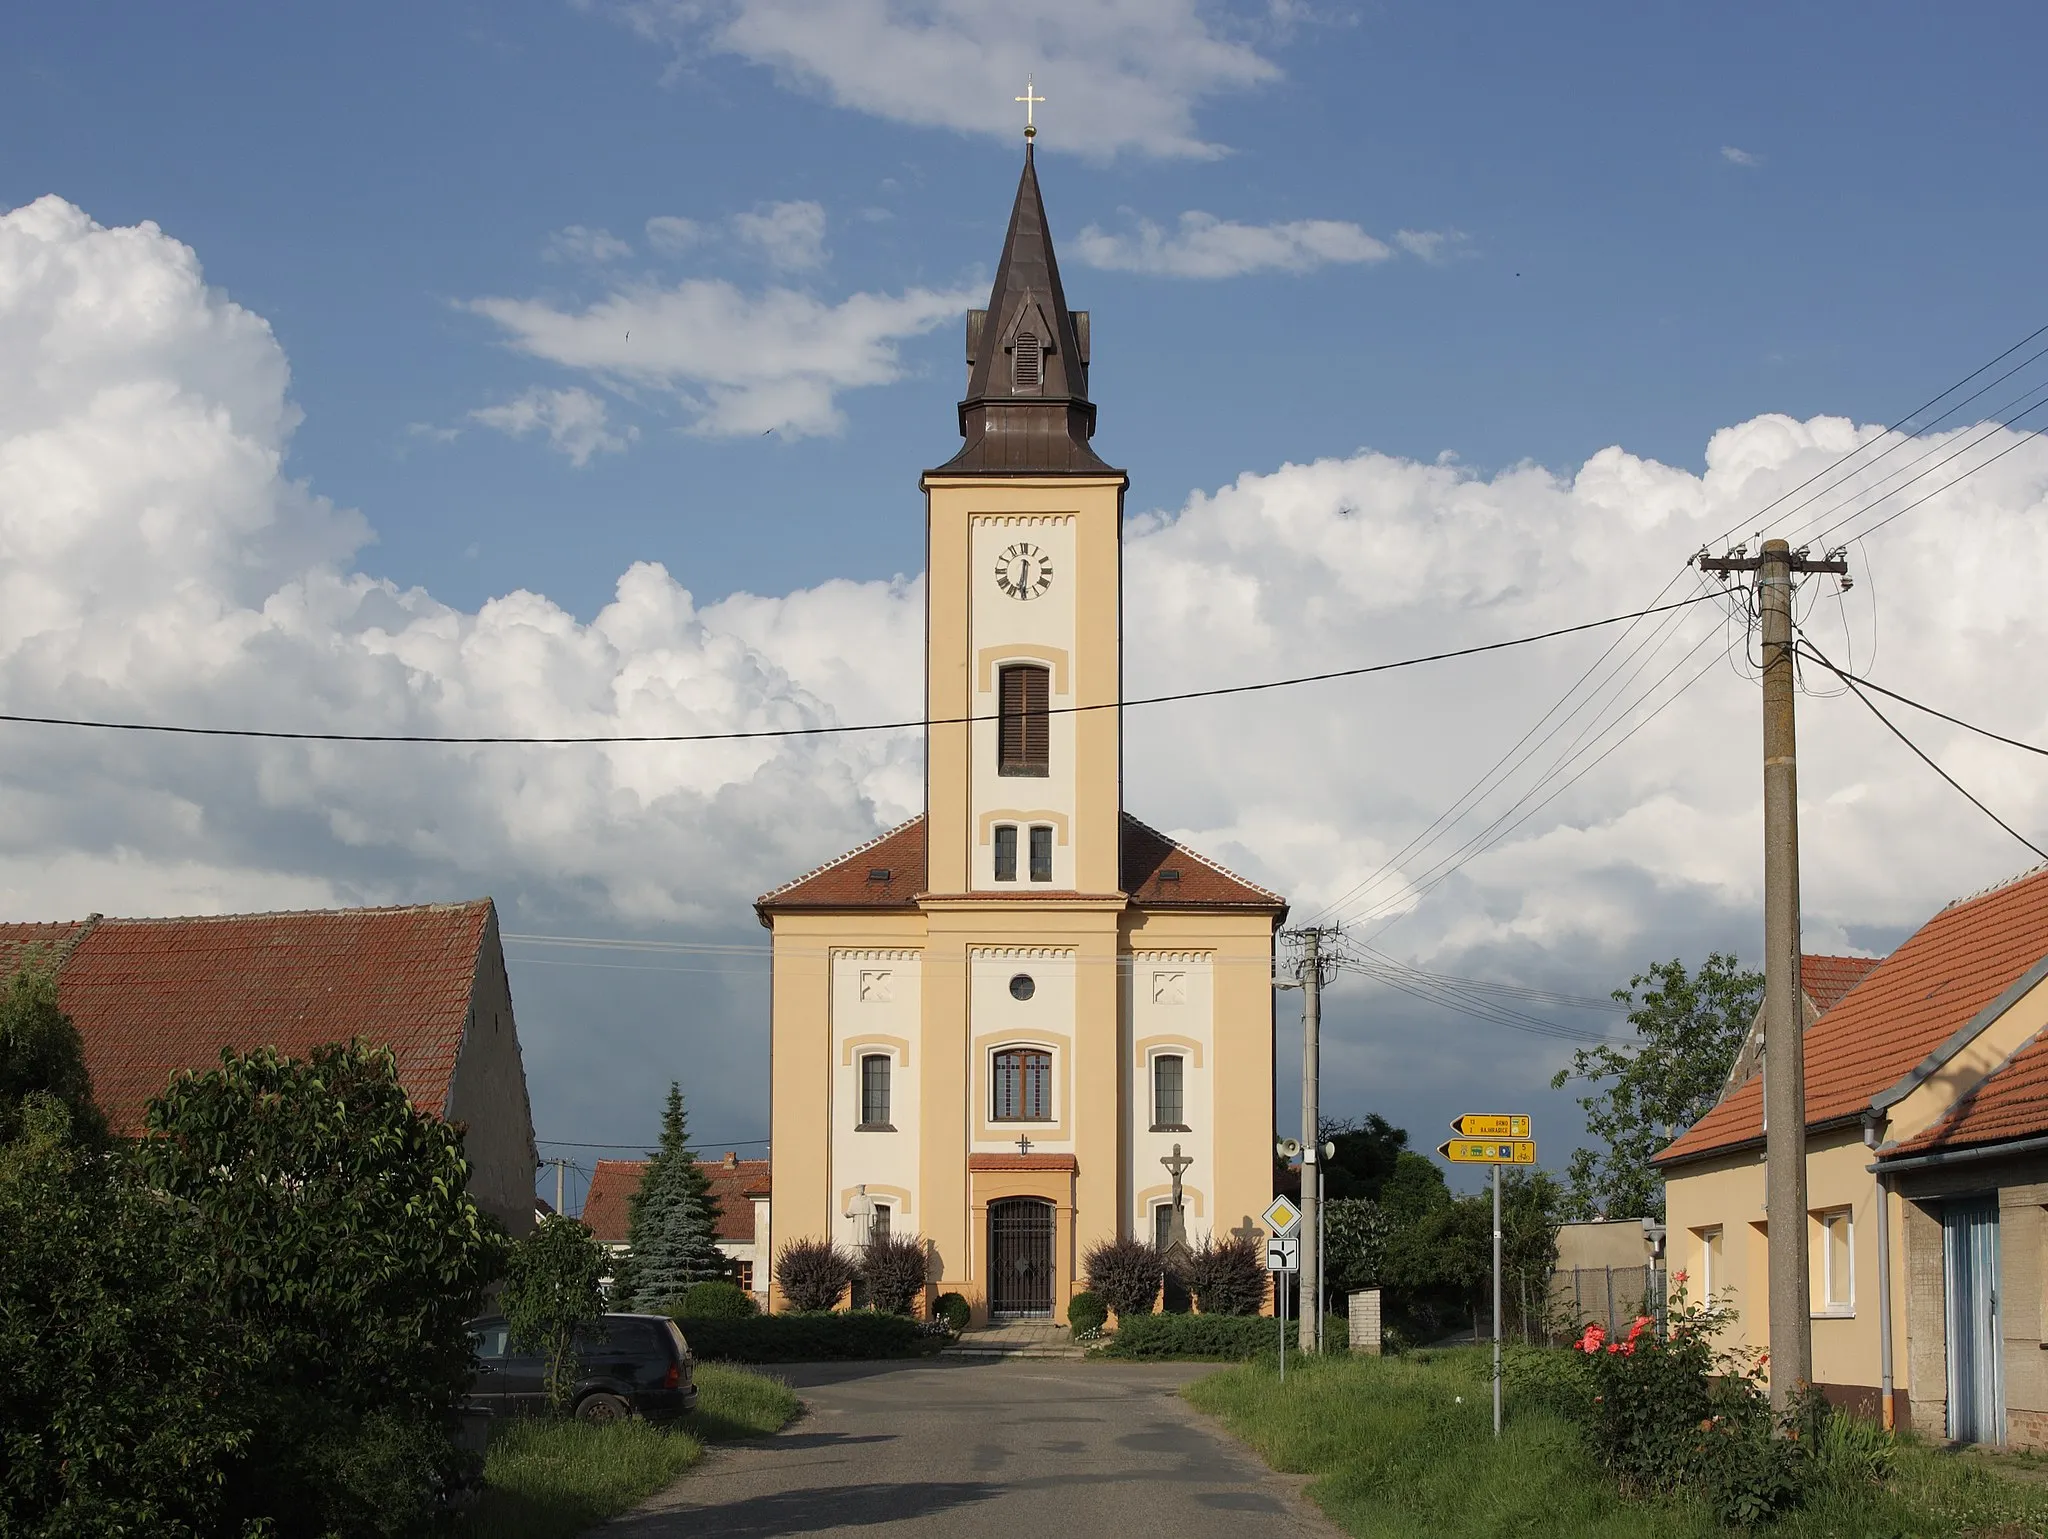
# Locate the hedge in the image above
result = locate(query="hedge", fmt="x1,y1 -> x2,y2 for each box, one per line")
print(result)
670,1312 -> 940,1363
1097,1313 -> 1290,1360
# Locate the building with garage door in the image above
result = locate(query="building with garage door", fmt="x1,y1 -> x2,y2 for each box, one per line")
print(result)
1660,863 -> 2048,1445
754,137 -> 1288,1323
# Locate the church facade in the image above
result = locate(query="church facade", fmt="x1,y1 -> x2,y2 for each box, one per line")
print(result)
757,145 -> 1287,1323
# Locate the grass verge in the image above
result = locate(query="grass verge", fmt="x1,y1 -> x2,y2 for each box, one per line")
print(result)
460,1365 -> 801,1539
1184,1348 -> 2048,1538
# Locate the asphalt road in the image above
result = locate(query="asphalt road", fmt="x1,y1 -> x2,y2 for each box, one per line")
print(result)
607,1358 -> 1343,1538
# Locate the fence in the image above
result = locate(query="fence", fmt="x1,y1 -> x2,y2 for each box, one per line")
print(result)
1545,1265 -> 1668,1340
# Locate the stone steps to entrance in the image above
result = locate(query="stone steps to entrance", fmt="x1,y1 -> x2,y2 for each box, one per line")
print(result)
941,1320 -> 1085,1359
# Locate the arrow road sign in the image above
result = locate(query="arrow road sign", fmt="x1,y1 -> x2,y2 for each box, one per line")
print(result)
1266,1236 -> 1300,1273
1451,1114 -> 1530,1139
1261,1195 -> 1302,1237
1438,1138 -> 1537,1165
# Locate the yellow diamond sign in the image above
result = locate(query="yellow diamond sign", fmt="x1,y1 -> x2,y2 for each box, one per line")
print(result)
1261,1195 -> 1302,1237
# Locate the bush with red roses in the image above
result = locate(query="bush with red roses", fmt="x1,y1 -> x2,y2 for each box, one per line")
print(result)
1572,1275 -> 1818,1527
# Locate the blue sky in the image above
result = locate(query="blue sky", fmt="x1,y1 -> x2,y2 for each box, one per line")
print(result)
5,0 -> 2048,1200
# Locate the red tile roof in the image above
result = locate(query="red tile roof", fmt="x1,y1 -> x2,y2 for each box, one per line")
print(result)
42,903 -> 493,1137
581,1158 -> 644,1245
1802,954 -> 1882,1015
1889,1027 -> 2048,1156
578,1155 -> 768,1245
1660,866 -> 2048,1166
756,813 -> 1286,919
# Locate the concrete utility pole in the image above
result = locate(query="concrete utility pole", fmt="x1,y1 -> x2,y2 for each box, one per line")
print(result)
1294,927 -> 1335,1354
1698,537 -> 1847,1418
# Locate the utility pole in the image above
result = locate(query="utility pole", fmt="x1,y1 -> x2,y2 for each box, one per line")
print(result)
1698,537 -> 1847,1418
540,1156 -> 573,1217
1286,926 -> 1337,1355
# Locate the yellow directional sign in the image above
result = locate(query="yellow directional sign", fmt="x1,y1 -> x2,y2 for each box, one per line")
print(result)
1439,1138 -> 1537,1165
1451,1114 -> 1530,1139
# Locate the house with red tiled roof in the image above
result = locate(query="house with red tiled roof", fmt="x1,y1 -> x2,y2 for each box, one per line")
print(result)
0,900 -> 537,1235
1658,864 -> 2048,1446
582,1153 -> 773,1305
755,149 -> 1289,1324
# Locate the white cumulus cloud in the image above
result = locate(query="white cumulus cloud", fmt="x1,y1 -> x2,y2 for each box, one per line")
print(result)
1075,211 -> 1394,277
463,276 -> 974,437
11,190 -> 2048,1152
1722,145 -> 1762,167
644,215 -> 703,254
545,225 -> 634,263
469,386 -> 637,465
588,0 -> 1282,159
732,200 -> 827,272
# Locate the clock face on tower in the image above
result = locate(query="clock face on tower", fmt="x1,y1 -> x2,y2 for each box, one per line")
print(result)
994,542 -> 1055,601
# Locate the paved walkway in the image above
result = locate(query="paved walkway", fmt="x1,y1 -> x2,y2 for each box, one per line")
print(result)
606,1359 -> 1341,1537
939,1319 -> 1084,1358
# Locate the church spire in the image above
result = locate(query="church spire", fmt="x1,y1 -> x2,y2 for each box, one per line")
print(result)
933,143 -> 1113,476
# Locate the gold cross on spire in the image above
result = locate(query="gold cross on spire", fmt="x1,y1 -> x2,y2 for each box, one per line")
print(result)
1016,75 -> 1045,141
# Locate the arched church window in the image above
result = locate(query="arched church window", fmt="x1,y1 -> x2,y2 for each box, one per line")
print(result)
1028,825 -> 1053,883
994,824 -> 1018,881
859,1053 -> 892,1129
992,1047 -> 1052,1121
1012,331 -> 1042,393
998,665 -> 1049,777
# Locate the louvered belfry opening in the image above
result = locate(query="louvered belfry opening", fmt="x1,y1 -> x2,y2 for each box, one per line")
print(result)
997,664 -> 1049,776
1011,331 -> 1042,393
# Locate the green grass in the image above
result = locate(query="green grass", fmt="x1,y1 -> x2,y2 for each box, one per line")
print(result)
1184,1348 -> 2048,1538
460,1365 -> 801,1539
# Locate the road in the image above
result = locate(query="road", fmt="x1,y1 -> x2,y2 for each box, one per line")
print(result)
607,1358 -> 1342,1538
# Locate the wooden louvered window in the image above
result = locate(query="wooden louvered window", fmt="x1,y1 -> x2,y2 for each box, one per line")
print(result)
998,664 -> 1049,777
1012,332 -> 1042,393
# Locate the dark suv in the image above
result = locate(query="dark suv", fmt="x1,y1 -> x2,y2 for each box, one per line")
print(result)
465,1313 -> 698,1424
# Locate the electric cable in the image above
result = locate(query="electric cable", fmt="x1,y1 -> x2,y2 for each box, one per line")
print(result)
1789,644 -> 2048,759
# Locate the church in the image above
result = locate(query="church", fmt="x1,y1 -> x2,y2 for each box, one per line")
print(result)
756,138 -> 1288,1324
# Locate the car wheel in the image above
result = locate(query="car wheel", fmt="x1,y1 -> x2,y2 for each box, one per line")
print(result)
575,1393 -> 632,1426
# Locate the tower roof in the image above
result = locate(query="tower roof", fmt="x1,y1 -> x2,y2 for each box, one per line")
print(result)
931,145 -> 1116,477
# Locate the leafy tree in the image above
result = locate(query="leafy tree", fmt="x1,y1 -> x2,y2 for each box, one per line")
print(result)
0,1092 -> 250,1537
0,962 -> 105,1147
1379,1149 -> 1453,1224
139,1040 -> 505,1536
1551,954 -> 1763,1221
1382,1168 -> 1564,1334
1324,1197 -> 1394,1297
621,1084 -> 728,1307
1318,1113 -> 1410,1201
503,1216 -> 607,1411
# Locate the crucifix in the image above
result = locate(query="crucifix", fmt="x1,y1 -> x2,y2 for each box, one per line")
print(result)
1014,1133 -> 1034,1156
1016,75 -> 1045,141
1160,1142 -> 1193,1251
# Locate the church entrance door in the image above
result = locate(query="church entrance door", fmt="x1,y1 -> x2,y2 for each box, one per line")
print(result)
988,1198 -> 1055,1317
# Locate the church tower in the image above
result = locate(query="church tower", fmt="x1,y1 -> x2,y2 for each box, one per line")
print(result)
757,140 -> 1286,1325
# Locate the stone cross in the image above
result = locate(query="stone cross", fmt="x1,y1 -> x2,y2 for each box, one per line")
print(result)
1015,1133 -> 1034,1157
1160,1143 -> 1194,1250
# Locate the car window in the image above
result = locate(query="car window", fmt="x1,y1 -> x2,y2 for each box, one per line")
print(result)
664,1320 -> 692,1360
472,1322 -> 510,1360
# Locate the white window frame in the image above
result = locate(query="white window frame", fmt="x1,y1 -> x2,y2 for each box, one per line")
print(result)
989,1042 -> 1056,1124
1695,1225 -> 1722,1300
1817,1208 -> 1854,1315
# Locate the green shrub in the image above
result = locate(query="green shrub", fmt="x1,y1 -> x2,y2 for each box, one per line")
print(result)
1099,1312 -> 1278,1360
935,1292 -> 971,1333
1083,1235 -> 1162,1322
670,1311 -> 936,1363
1066,1290 -> 1108,1337
673,1281 -> 758,1319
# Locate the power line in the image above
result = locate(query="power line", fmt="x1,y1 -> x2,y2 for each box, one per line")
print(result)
0,594 -> 1721,746
1788,646 -> 2048,760
1796,633 -> 2048,863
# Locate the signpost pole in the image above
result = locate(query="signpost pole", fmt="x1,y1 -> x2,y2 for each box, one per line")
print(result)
1492,1161 -> 1503,1438
1279,1261 -> 1287,1384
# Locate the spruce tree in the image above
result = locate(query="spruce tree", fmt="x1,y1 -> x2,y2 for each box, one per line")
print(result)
622,1083 -> 727,1307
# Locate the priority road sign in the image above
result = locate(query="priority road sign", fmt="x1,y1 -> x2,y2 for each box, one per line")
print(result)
1438,1138 -> 1537,1165
1450,1114 -> 1530,1139
1261,1195 -> 1303,1237
1265,1236 -> 1300,1273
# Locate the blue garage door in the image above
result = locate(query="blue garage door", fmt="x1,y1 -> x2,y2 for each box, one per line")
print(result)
1944,1195 -> 2004,1445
